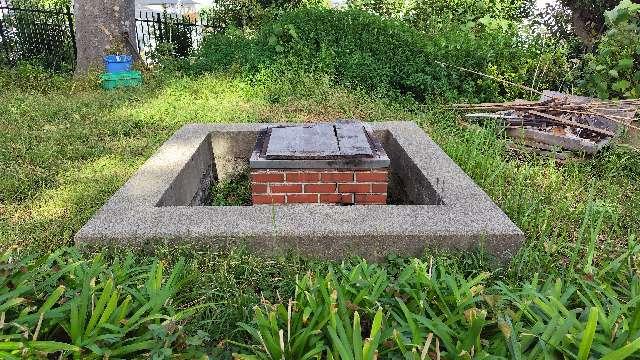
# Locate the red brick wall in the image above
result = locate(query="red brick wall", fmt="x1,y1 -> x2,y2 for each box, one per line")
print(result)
251,169 -> 388,205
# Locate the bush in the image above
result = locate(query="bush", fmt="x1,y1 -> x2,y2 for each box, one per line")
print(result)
191,7 -> 570,102
352,0 -> 532,32
579,0 -> 640,99
198,0 -> 326,32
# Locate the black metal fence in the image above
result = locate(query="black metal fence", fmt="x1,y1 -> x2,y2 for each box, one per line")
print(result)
0,4 -> 241,70
0,4 -> 76,71
135,11 -> 221,61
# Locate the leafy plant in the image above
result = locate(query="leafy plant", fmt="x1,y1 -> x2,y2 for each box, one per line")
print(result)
235,249 -> 640,359
326,308 -> 385,360
208,171 -> 252,206
0,248 -> 210,359
193,7 -> 570,102
2,0 -> 75,72
0,248 -> 80,358
232,273 -> 331,359
580,0 -> 640,98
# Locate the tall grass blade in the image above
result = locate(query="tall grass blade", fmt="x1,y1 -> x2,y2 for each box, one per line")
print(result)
577,307 -> 598,360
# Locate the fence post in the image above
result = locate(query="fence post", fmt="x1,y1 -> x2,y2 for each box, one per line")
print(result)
155,12 -> 163,42
0,11 -> 11,63
65,4 -> 77,67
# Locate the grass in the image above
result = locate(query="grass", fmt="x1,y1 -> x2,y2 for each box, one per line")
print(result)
0,68 -> 402,252
1,64 -> 639,353
207,171 -> 252,206
2,65 -> 638,271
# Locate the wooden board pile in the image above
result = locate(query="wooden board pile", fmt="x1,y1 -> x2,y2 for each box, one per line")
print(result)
453,91 -> 639,159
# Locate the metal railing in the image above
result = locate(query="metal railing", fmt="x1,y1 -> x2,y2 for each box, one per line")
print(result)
135,10 -> 220,61
0,3 -> 76,71
0,3 -> 245,70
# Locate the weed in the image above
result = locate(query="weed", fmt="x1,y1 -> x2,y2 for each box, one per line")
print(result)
207,171 -> 252,206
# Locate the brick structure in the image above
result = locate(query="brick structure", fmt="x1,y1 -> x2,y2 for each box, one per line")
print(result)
250,121 -> 390,206
251,169 -> 388,205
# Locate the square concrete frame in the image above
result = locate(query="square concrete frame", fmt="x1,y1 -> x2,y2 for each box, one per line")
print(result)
75,121 -> 524,261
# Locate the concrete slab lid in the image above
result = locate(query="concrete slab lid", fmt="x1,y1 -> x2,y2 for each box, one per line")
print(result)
266,124 -> 340,158
250,120 -> 390,169
335,121 -> 375,156
265,121 -> 374,159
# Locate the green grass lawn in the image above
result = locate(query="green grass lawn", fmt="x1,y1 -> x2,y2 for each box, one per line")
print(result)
2,68 -> 638,271
1,67 -> 639,354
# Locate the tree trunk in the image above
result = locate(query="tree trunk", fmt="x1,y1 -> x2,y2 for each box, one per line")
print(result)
74,0 -> 136,74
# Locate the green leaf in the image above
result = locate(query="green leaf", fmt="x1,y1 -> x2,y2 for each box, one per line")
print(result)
97,290 -> 120,329
108,340 -> 156,356
364,308 -> 383,360
0,341 -> 80,353
85,278 -> 114,336
38,285 -> 65,315
618,58 -> 634,70
0,298 -> 26,313
69,300 -> 82,345
26,341 -> 81,353
612,80 -> 631,91
327,325 -> 353,360
396,298 -> 420,345
353,311 -> 363,360
601,336 -> 640,360
577,307 -> 598,360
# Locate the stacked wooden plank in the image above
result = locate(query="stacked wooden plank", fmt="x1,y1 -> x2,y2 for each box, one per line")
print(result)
453,91 -> 638,159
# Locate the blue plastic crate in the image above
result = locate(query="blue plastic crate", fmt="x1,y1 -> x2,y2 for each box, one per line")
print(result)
103,55 -> 133,73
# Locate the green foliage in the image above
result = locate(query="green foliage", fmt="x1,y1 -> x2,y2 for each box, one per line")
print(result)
0,248 -> 80,358
580,0 -> 640,99
158,16 -> 198,58
193,7 -> 569,102
9,0 -> 70,7
0,248 -> 210,358
236,247 -> 640,359
198,0 -> 325,33
207,171 -> 252,206
232,262 -> 391,359
347,0 -> 532,31
346,0 -> 413,19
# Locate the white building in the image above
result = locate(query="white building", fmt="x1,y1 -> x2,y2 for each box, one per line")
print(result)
136,0 -> 215,14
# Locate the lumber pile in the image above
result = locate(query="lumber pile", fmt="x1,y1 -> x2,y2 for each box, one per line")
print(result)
452,91 -> 639,159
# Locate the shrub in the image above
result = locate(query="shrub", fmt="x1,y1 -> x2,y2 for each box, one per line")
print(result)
344,0 -> 533,32
192,7 -> 570,102
579,0 -> 640,99
198,0 -> 326,32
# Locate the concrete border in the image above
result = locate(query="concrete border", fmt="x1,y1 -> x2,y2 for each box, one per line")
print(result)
75,122 -> 524,261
